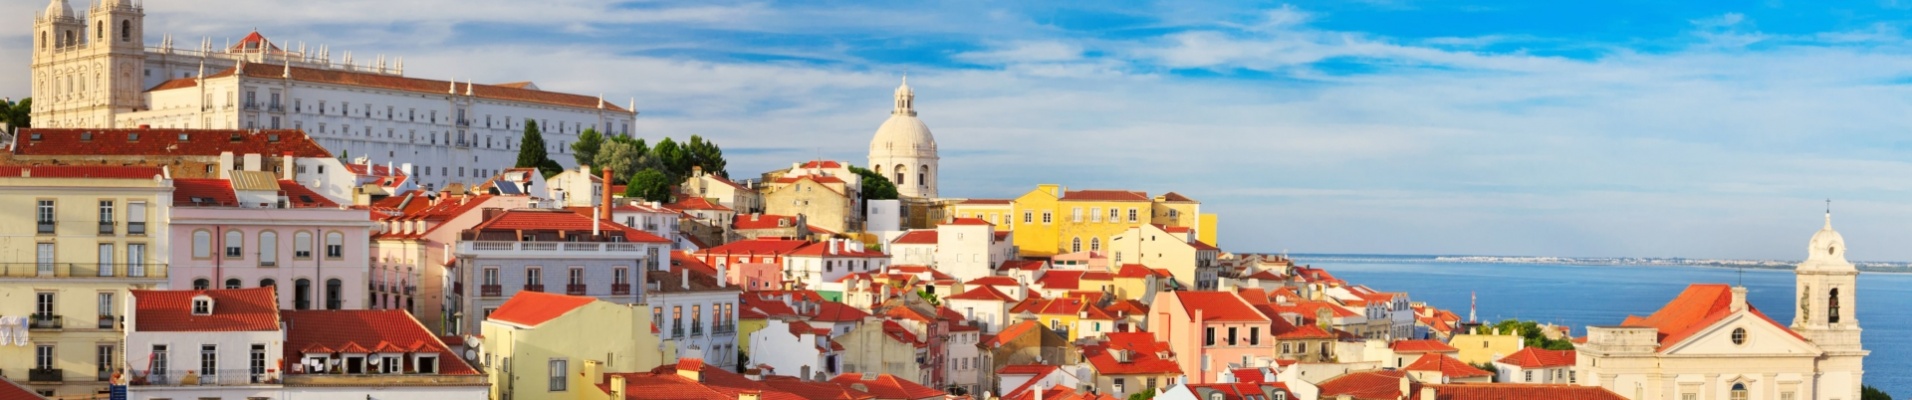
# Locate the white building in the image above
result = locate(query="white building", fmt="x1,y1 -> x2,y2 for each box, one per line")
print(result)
1494,348 -> 1576,384
867,78 -> 938,199
29,0 -> 638,190
935,218 -> 1013,282
124,287 -> 284,400
1576,213 -> 1868,400
747,319 -> 840,380
646,268 -> 742,370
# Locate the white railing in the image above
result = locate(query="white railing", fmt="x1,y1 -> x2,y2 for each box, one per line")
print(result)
459,241 -> 649,254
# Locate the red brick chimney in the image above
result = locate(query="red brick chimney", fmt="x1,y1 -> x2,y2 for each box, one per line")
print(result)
600,167 -> 614,220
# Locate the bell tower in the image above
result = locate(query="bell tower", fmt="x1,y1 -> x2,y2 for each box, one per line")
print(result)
31,0 -> 145,128
1793,209 -> 1867,400
90,0 -> 148,118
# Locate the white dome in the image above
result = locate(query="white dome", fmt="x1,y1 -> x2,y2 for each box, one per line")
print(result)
1800,213 -> 1854,271
872,114 -> 936,157
44,0 -> 74,19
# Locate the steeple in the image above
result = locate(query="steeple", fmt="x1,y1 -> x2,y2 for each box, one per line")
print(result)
892,75 -> 915,117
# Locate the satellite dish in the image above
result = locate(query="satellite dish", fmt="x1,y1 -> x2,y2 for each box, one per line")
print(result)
369,357 -> 381,366
464,349 -> 477,360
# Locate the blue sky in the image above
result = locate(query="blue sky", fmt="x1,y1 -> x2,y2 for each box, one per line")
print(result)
6,0 -> 1912,260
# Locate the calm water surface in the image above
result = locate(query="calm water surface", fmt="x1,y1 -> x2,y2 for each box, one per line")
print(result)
1291,255 -> 1912,397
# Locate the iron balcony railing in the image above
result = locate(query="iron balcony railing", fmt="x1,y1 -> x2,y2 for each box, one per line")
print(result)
611,283 -> 632,295
480,284 -> 501,297
29,314 -> 61,330
135,369 -> 277,386
566,284 -> 587,295
523,284 -> 544,293
28,368 -> 61,383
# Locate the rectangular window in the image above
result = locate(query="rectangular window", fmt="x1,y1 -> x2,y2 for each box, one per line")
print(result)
568,268 -> 584,285
1249,327 -> 1260,345
36,292 -> 55,317
98,200 -> 115,234
1023,212 -> 1033,223
325,233 -> 344,258
128,202 -> 147,234
1109,208 -> 1120,221
483,268 -> 500,285
38,200 -> 55,234
1042,212 -> 1053,224
526,268 -> 543,286
1525,370 -> 1533,382
613,268 -> 629,284
36,243 -> 53,275
97,344 -> 115,380
1089,207 -> 1100,222
36,344 -> 55,369
98,243 -> 114,276
200,345 -> 218,379
250,345 -> 267,381
549,359 -> 567,391
1227,327 -> 1238,345
1072,207 -> 1082,222
1205,327 -> 1215,346
98,292 -> 114,320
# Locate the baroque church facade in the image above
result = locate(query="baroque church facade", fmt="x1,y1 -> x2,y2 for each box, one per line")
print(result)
28,0 -> 637,189
1577,213 -> 1867,400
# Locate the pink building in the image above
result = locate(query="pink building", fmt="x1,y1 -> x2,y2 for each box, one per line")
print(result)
1148,291 -> 1273,384
369,191 -> 531,333
169,176 -> 375,311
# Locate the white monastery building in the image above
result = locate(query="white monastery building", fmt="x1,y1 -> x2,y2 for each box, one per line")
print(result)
29,0 -> 637,189
1576,212 -> 1867,400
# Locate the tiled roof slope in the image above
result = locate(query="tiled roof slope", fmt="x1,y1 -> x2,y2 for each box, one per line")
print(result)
1620,283 -> 1802,352
1496,348 -> 1576,368
0,165 -> 166,179
827,373 -> 946,400
132,287 -> 280,332
1404,353 -> 1493,378
281,309 -> 479,375
487,291 -> 597,327
13,128 -> 330,157
1424,383 -> 1629,400
191,63 -> 632,112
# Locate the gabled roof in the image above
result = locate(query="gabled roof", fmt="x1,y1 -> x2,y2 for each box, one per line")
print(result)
666,196 -> 734,212
13,128 -> 331,158
997,364 -> 1060,376
734,214 -> 804,230
277,180 -> 341,208
0,165 -> 166,179
1316,370 -> 1410,400
131,288 -> 280,332
807,300 -> 870,322
1061,190 -> 1150,202
281,309 -> 479,375
1176,383 -> 1294,400
945,217 -> 992,226
946,285 -> 1016,302
890,230 -> 938,245
989,320 -> 1045,346
1171,292 -> 1268,322
1497,348 -> 1576,369
1158,192 -> 1197,202
173,178 -> 239,206
0,376 -> 44,400
998,260 -> 1047,271
1405,353 -> 1493,378
1422,383 -> 1629,400
487,291 -> 597,327
187,63 -> 630,112
1082,332 -> 1181,376
1620,284 -> 1802,352
1391,339 -> 1459,353
827,373 -> 946,400
700,238 -> 812,255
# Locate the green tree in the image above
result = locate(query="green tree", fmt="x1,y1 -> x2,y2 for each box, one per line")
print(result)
594,137 -> 651,184
916,289 -> 941,306
624,169 -> 674,202
1126,390 -> 1157,400
651,137 -> 691,180
0,97 -> 30,136
516,119 -> 561,177
849,166 -> 899,202
1862,385 -> 1892,400
570,128 -> 604,168
1490,319 -> 1576,350
685,135 -> 727,177
1470,362 -> 1501,382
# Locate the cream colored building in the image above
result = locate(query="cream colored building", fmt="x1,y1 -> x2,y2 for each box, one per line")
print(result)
868,78 -> 938,199
0,165 -> 172,398
1577,213 -> 1866,400
482,291 -> 668,400
761,173 -> 860,234
1449,330 -> 1525,365
1108,224 -> 1220,289
681,166 -> 760,213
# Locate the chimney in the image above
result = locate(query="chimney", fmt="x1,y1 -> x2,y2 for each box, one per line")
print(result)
1730,286 -> 1748,312
1420,386 -> 1437,400
1399,376 -> 1412,400
676,361 -> 701,382
740,391 -> 761,400
717,263 -> 728,288
609,375 -> 627,399
682,268 -> 691,290
280,152 -> 294,180
584,360 -> 603,388
218,151 -> 235,178
600,168 -> 614,220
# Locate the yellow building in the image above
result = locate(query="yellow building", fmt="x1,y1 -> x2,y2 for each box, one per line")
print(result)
1449,330 -> 1526,364
483,291 -> 668,400
947,199 -> 1014,230
1004,184 -> 1217,258
761,173 -> 860,234
0,165 -> 172,398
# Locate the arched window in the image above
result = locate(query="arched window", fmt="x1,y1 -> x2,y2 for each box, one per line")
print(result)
325,232 -> 344,258
40,32 -> 46,49
1729,383 -> 1747,400
224,278 -> 241,289
260,278 -> 276,288
1071,237 -> 1082,253
294,231 -> 313,258
893,164 -> 907,185
1829,288 -> 1841,324
258,231 -> 277,266
121,20 -> 131,41
325,278 -> 343,310
97,22 -> 103,39
294,279 -> 312,310
193,278 -> 210,290
224,230 -> 244,258
1090,238 -> 1101,252
192,230 -> 212,258
919,165 -> 928,187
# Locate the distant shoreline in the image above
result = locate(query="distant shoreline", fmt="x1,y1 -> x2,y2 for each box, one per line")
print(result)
1284,253 -> 1912,274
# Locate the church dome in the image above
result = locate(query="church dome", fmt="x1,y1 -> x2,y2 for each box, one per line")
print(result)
1800,212 -> 1853,271
44,0 -> 74,19
870,77 -> 937,158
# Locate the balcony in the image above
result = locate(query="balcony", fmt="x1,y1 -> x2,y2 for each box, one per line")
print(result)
129,221 -> 146,235
566,284 -> 587,295
0,263 -> 169,279
458,241 -> 650,257
29,314 -> 61,330
98,315 -> 115,329
671,326 -> 684,339
243,102 -> 260,111
97,368 -> 112,382
268,103 -> 284,112
522,284 -> 544,293
714,324 -> 735,334
132,369 -> 278,386
29,368 -> 61,383
611,283 -> 632,296
98,222 -> 115,235
480,284 -> 501,297
37,222 -> 54,234
690,323 -> 703,337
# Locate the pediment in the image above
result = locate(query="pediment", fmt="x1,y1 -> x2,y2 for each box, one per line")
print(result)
1663,311 -> 1822,356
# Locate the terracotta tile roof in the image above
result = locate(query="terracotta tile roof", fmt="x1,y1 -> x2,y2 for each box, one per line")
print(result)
131,287 -> 280,332
198,63 -> 631,112
998,260 -> 1047,271
1175,383 -> 1294,400
486,291 -> 598,327
806,300 -> 870,322
947,285 -> 1016,302
968,276 -> 1022,286
734,214 -> 804,230
1190,240 -> 1221,251
172,178 -> 239,206
0,165 -> 167,179
1115,264 -> 1157,278
997,364 -> 1060,376
372,194 -> 497,239
665,196 -> 733,211
1405,353 -> 1492,378
148,78 -> 199,91
1060,190 -> 1150,202
466,209 -> 670,243
1158,192 -> 1197,202
945,217 -> 992,226
282,309 -> 479,375
1171,292 -> 1268,322
988,320 -> 1046,346
775,175 -> 847,185
890,230 -> 938,245
0,376 -> 43,400
798,161 -> 844,169
14,128 -> 331,158
763,377 -> 877,400
1496,348 -> 1576,369
1423,383 -> 1629,400
647,269 -> 741,294
789,241 -> 886,258
277,180 -> 341,208
1081,332 -> 1181,375
1317,370 -> 1410,400
1621,284 -> 1802,352
700,238 -> 812,255
1391,339 -> 1460,353
827,373 -> 946,400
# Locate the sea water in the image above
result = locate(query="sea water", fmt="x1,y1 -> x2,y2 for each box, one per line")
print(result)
1290,254 -> 1912,397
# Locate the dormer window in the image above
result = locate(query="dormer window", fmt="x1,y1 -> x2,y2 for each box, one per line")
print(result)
191,295 -> 214,315
416,354 -> 438,374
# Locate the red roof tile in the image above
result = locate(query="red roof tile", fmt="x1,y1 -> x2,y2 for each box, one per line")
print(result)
1621,284 -> 1802,352
1061,190 -> 1150,202
1405,353 -> 1493,378
1391,339 -> 1459,353
807,301 -> 871,322
968,276 -> 1022,286
282,310 -> 479,375
1171,292 -> 1268,322
1496,348 -> 1576,369
997,364 -> 1060,376
1159,192 -> 1197,202
1082,332 -> 1181,375
1175,383 -> 1294,400
131,287 -> 280,332
959,199 -> 1012,205
466,209 -> 670,243
0,376 -> 43,400
1317,370 -> 1410,400
734,214 -> 804,230
989,320 -> 1045,346
277,180 -> 341,208
487,291 -> 598,327
665,196 -> 733,211
194,63 -> 630,112
0,165 -> 167,179
827,373 -> 946,400
945,217 -> 992,226
890,230 -> 938,245
947,285 -> 1016,302
1424,383 -> 1629,400
14,128 -> 330,158
172,179 -> 238,206
998,260 -> 1047,271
